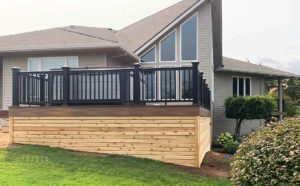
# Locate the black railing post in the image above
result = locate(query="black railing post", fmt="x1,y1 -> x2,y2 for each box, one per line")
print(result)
39,74 -> 45,105
199,72 -> 203,105
202,79 -> 206,106
62,67 -> 70,105
133,63 -> 141,104
12,67 -> 20,106
192,62 -> 199,105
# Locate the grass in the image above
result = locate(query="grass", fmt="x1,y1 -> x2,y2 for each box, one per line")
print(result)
0,145 -> 231,186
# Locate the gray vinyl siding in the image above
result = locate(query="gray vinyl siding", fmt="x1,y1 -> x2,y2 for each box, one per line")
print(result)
213,72 -> 266,138
2,51 -> 109,109
139,2 -> 213,89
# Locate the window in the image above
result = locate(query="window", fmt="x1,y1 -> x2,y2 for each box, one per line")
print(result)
180,14 -> 198,61
28,56 -> 78,71
160,31 -> 176,62
233,77 -> 251,96
140,47 -> 156,63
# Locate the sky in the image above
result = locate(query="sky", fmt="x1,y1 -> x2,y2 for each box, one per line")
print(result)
0,0 -> 299,74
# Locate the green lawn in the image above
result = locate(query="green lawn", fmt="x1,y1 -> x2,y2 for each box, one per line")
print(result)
0,145 -> 230,186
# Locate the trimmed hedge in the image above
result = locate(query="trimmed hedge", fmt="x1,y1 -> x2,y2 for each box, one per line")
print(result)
225,96 -> 275,120
232,118 -> 300,185
225,96 -> 275,139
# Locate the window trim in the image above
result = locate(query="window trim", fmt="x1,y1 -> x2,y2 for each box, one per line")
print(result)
159,30 -> 177,63
232,76 -> 252,97
180,13 -> 199,62
139,46 -> 156,63
28,56 -> 79,71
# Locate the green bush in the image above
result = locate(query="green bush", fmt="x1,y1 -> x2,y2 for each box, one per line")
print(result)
223,140 -> 239,155
215,133 -> 239,154
232,118 -> 300,185
216,132 -> 234,147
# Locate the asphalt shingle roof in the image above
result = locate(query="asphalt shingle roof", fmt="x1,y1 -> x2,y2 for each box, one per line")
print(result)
216,57 -> 299,78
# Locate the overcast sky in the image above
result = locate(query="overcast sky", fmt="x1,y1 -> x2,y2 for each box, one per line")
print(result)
0,0 -> 299,74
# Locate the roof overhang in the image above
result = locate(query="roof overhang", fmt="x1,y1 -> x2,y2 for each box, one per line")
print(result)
215,68 -> 300,79
0,44 -> 139,62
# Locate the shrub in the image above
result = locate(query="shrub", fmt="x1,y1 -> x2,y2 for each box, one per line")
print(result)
215,133 -> 239,154
223,140 -> 239,155
216,132 -> 234,147
225,96 -> 275,139
232,118 -> 300,185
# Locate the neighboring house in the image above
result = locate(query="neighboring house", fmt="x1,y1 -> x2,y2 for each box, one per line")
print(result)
0,0 -> 298,139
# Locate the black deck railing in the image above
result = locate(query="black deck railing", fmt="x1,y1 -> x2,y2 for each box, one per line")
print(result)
12,62 -> 211,110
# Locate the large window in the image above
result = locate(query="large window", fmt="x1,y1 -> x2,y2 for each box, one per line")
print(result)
180,14 -> 198,61
28,56 -> 78,71
233,77 -> 251,96
140,47 -> 156,63
160,31 -> 176,62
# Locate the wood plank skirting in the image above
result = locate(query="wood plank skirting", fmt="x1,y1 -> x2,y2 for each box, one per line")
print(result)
9,106 -> 211,168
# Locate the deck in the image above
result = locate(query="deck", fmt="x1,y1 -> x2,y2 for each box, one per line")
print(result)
9,63 -> 212,168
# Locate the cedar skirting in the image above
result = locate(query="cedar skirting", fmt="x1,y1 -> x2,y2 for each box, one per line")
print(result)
8,105 -> 211,168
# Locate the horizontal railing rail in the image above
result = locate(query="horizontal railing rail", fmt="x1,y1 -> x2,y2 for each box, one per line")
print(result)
12,62 -> 211,110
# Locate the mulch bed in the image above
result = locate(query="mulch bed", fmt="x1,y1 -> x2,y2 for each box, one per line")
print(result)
169,151 -> 232,179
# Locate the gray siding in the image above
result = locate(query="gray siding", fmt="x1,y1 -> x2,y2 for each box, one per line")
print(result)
2,51 -> 109,109
213,72 -> 266,138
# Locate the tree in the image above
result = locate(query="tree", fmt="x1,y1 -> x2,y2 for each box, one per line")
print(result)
225,96 -> 275,140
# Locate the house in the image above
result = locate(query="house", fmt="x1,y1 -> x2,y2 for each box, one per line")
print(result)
0,0 -> 298,167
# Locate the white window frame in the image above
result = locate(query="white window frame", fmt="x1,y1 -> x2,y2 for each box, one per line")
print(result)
180,12 -> 199,62
139,45 -> 156,64
28,56 -> 79,71
232,76 -> 252,96
139,46 -> 156,63
159,30 -> 177,63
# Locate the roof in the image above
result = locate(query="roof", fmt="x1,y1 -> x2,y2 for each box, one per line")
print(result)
0,0 -> 223,66
216,57 -> 300,78
0,26 -> 115,51
116,0 -> 200,53
0,26 -> 138,60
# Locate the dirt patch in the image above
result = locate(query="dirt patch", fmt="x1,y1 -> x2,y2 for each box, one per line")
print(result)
169,151 -> 232,179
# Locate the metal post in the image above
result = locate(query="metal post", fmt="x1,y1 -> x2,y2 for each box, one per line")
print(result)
39,74 -> 45,105
192,62 -> 199,104
62,67 -> 70,105
199,72 -> 203,105
133,63 -> 141,104
202,79 -> 206,106
12,67 -> 20,106
278,78 -> 283,121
